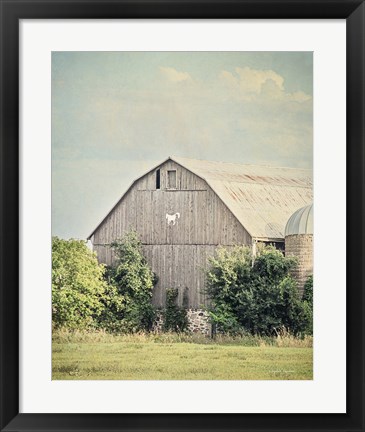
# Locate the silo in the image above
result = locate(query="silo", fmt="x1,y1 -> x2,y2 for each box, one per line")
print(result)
284,204 -> 313,297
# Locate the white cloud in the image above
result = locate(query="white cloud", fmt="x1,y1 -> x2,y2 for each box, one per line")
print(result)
220,66 -> 311,104
236,66 -> 284,93
289,91 -> 312,102
220,66 -> 283,96
159,66 -> 192,82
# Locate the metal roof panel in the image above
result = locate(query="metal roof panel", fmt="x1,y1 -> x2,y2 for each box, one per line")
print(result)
172,156 -> 313,240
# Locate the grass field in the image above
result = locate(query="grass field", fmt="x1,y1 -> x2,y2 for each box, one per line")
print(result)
52,331 -> 313,380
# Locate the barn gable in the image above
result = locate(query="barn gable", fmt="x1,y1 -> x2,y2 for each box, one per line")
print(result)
90,158 -> 251,249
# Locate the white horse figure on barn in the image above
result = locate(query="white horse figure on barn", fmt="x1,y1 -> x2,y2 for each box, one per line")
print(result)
166,212 -> 180,226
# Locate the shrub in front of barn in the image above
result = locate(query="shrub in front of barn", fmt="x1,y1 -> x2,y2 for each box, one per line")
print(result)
206,245 -> 312,336
97,230 -> 157,333
52,237 -> 107,329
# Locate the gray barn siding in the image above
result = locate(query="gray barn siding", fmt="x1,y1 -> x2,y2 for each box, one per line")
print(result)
142,244 -> 218,307
92,161 -> 251,307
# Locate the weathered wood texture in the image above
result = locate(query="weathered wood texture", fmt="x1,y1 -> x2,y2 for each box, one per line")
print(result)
93,160 -> 251,307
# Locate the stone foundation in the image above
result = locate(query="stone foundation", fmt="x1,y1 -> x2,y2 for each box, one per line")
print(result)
285,234 -> 313,297
186,309 -> 211,335
152,309 -> 211,335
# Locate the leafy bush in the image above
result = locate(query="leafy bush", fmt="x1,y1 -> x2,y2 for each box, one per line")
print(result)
162,288 -> 188,332
206,245 -> 312,336
301,275 -> 313,335
52,237 -> 107,329
302,275 -> 313,304
207,247 -> 251,334
98,230 -> 156,333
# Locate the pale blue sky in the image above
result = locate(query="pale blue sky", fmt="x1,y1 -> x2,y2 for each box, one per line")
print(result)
52,52 -> 313,239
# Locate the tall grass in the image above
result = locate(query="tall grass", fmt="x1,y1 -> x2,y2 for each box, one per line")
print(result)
52,327 -> 312,348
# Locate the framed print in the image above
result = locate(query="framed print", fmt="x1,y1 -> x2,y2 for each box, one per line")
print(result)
0,0 -> 364,431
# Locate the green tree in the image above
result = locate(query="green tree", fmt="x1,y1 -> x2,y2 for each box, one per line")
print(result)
206,245 -> 311,336
100,230 -> 156,332
52,237 -> 107,329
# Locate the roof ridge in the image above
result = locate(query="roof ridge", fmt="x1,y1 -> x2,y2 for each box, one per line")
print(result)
170,155 -> 312,172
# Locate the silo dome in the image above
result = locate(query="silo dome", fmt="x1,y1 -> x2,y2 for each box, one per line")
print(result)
285,204 -> 313,236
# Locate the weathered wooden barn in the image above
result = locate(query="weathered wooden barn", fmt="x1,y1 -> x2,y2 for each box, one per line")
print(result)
88,156 -> 313,310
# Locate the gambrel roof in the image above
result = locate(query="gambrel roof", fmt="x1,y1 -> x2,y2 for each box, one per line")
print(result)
88,156 -> 313,241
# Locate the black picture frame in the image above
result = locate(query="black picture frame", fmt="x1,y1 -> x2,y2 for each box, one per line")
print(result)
1,1 -> 364,431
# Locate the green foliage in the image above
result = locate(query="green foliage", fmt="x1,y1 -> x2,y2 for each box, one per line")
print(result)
52,237 -> 107,329
302,275 -> 313,304
301,275 -> 313,335
162,288 -> 188,332
206,245 -> 312,336
206,247 -> 251,334
99,230 -> 156,333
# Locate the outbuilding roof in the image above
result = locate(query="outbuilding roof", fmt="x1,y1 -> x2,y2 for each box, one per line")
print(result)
88,156 -> 313,241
